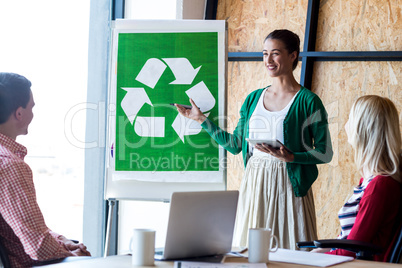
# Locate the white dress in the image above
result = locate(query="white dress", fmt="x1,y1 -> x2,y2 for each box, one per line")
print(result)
232,89 -> 317,249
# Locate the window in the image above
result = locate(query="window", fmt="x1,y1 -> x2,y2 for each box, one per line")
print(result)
125,0 -> 176,19
0,0 -> 90,241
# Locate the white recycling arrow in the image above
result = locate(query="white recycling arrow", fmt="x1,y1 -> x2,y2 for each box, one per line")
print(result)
121,87 -> 152,124
134,116 -> 165,137
163,58 -> 201,85
185,81 -> 215,112
121,57 -> 216,142
135,58 -> 167,88
172,112 -> 210,143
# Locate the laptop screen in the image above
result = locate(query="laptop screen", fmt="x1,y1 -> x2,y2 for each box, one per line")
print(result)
159,190 -> 239,260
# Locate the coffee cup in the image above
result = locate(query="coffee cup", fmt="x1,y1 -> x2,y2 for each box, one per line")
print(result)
129,229 -> 155,266
248,228 -> 278,263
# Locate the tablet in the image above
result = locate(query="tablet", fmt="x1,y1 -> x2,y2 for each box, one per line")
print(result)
246,138 -> 292,152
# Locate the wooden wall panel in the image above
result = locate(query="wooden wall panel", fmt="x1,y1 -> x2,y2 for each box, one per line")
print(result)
312,61 -> 402,239
217,0 -> 402,242
217,0 -> 308,52
316,0 -> 402,51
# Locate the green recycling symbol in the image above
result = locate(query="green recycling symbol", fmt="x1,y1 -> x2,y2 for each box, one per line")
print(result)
120,57 -> 216,142
115,32 -> 219,172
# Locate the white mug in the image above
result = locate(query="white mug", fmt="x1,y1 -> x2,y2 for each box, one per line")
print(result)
129,229 -> 155,266
248,228 -> 278,263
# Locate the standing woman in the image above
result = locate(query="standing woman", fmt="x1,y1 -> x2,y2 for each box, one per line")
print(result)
176,29 -> 333,249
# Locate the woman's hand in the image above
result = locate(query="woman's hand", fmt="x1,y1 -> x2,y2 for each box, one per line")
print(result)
175,98 -> 206,124
254,143 -> 294,162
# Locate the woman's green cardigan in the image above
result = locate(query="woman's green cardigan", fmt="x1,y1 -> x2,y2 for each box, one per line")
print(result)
201,86 -> 333,197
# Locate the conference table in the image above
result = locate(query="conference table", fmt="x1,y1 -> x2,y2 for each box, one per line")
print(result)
42,254 -> 401,268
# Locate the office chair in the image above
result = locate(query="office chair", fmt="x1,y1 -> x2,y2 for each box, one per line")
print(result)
0,237 -> 11,268
388,224 -> 402,263
297,223 -> 402,263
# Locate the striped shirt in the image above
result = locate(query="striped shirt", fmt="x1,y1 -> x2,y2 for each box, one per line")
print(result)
0,133 -> 73,268
337,176 -> 374,239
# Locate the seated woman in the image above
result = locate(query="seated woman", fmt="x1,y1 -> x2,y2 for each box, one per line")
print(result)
313,95 -> 401,262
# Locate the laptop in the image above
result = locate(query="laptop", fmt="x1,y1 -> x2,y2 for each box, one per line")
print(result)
154,190 -> 239,261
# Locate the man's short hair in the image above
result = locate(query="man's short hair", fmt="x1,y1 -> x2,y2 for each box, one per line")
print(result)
0,73 -> 32,124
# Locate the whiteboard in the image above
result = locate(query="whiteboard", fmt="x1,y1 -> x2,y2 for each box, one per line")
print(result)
105,19 -> 227,201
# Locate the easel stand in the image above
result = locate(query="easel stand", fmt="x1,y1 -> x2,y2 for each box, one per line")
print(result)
104,199 -> 117,257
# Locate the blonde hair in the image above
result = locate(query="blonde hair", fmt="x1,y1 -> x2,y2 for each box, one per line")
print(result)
348,95 -> 401,182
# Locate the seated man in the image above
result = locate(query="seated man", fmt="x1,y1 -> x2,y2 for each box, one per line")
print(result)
0,72 -> 91,267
